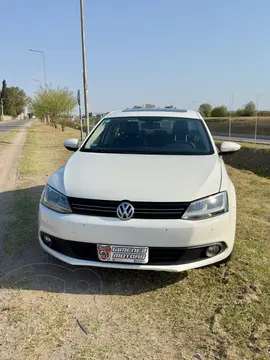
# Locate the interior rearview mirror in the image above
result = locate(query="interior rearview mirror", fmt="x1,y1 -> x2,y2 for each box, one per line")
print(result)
64,139 -> 79,152
219,141 -> 241,155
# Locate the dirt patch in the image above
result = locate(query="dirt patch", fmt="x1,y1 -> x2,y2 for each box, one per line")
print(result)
0,130 -> 27,191
0,125 -> 30,266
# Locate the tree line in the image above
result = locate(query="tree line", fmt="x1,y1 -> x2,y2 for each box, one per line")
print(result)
0,80 -> 77,131
1,77 -> 268,130
132,103 -> 268,117
198,102 -> 260,117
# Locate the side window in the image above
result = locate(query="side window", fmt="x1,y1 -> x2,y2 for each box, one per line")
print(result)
83,120 -> 108,149
103,122 -> 121,145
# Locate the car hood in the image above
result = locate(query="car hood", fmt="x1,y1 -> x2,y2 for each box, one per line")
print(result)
48,152 -> 222,202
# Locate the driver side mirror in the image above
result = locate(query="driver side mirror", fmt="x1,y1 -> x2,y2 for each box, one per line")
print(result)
64,139 -> 79,152
219,141 -> 241,155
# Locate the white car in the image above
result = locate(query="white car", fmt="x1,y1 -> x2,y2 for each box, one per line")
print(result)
38,108 -> 240,272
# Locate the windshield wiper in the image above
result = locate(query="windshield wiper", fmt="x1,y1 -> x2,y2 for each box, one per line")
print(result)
80,148 -> 108,153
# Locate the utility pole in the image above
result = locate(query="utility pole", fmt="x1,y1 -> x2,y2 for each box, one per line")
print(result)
77,89 -> 83,141
80,0 -> 89,134
228,94 -> 234,141
255,93 -> 266,143
221,93 -> 234,141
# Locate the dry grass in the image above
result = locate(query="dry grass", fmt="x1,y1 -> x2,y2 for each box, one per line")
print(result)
205,116 -> 270,136
1,121 -> 269,360
0,129 -> 18,144
3,122 -> 81,256
18,121 -> 80,179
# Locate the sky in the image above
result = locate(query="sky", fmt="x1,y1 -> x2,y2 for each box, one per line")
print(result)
1,0 -> 270,112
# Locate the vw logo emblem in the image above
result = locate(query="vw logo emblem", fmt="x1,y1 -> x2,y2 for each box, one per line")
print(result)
116,202 -> 135,221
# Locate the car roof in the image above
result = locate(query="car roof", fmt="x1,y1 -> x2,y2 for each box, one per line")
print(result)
104,108 -> 201,119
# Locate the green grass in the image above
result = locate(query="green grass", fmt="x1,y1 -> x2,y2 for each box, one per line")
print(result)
2,121 -> 270,360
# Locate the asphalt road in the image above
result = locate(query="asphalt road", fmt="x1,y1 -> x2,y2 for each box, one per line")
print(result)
0,119 -> 31,137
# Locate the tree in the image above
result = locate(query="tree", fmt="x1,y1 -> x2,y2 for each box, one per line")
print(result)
133,105 -> 143,109
27,97 -> 35,118
235,108 -> 244,117
3,86 -> 27,116
211,106 -> 228,117
198,103 -> 212,117
0,80 -> 7,99
165,105 -> 174,108
32,85 -> 77,130
0,80 -> 7,114
242,101 -> 256,116
0,80 -> 27,116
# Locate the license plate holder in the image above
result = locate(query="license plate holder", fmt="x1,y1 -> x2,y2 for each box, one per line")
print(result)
97,244 -> 149,264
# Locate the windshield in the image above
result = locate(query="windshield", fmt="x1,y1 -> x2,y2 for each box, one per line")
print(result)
81,117 -> 214,155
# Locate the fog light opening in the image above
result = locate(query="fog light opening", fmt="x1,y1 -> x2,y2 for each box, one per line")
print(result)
205,244 -> 221,258
42,234 -> 52,248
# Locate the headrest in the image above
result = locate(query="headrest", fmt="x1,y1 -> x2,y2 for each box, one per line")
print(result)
124,122 -> 140,136
173,121 -> 188,134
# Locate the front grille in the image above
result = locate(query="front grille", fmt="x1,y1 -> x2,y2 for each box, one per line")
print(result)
41,234 -> 210,265
68,198 -> 190,219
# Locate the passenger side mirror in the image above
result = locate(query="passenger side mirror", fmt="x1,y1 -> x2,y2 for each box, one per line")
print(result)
64,139 -> 79,152
219,141 -> 241,155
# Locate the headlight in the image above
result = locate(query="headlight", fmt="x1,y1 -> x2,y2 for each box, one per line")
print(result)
41,185 -> 72,214
182,192 -> 228,220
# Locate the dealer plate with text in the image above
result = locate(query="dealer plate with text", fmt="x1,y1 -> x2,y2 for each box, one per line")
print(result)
97,244 -> 149,264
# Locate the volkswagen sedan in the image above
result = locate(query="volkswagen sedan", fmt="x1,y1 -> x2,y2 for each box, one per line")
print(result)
38,108 -> 240,272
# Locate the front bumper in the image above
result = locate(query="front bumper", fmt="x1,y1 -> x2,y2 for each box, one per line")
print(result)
38,204 -> 236,272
